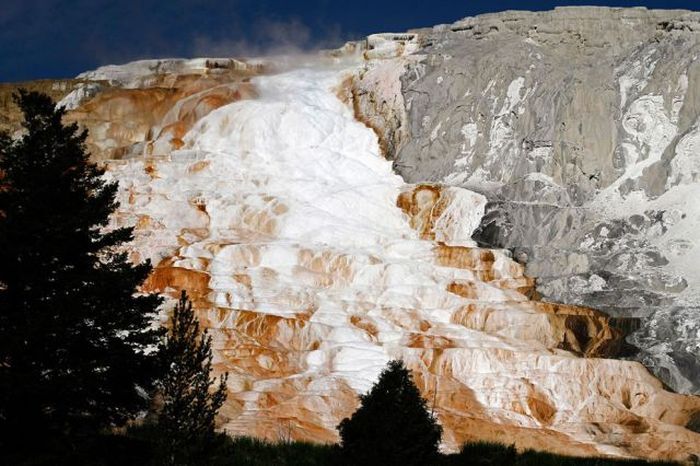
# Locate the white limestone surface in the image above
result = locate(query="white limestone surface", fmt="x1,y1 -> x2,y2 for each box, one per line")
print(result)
101,58 -> 700,460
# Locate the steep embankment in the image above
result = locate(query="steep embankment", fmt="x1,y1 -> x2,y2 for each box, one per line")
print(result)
1,9 -> 699,462
352,6 -> 700,396
53,58 -> 697,461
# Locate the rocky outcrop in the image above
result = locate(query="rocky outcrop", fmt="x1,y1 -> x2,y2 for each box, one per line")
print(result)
3,10 -> 700,461
351,6 -> 700,395
0,79 -> 80,135
1,58 -> 263,160
93,60 -> 699,462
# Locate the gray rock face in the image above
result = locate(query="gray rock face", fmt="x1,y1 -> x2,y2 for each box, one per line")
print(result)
358,7 -> 700,393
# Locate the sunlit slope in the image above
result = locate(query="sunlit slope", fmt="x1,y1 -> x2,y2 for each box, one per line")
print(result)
93,63 -> 700,461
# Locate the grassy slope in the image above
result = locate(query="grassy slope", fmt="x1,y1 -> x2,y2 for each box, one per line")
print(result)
225,438 -> 678,466
5,435 -> 680,465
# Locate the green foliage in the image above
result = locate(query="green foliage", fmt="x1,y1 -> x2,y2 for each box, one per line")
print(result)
224,436 -> 338,466
513,449 -> 679,466
0,90 -> 162,447
442,442 -> 680,466
337,359 -> 443,466
2,432 -> 682,466
152,290 -> 229,464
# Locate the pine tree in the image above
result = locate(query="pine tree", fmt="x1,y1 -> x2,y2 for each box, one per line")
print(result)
156,290 -> 228,463
337,360 -> 443,466
0,90 -> 162,444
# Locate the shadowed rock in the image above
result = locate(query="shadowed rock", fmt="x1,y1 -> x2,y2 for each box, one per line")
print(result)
351,6 -> 700,395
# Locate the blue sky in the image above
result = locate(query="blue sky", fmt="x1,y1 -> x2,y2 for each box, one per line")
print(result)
1,0 -> 698,82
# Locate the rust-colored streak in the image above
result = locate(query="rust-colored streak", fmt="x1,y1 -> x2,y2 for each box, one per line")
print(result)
143,265 -> 211,304
350,315 -> 379,339
527,396 -> 557,425
397,184 -> 443,240
447,281 -> 479,299
350,84 -> 390,158
405,333 -> 456,349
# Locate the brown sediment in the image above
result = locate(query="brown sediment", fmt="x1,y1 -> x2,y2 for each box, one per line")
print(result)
397,184 -> 443,240
350,81 -> 391,157
143,265 -> 211,304
57,75 -> 259,160
350,315 -> 380,339
188,160 -> 211,173
405,333 -> 456,349
447,281 -> 479,299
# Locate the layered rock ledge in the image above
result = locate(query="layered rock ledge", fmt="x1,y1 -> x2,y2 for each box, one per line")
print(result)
2,11 -> 699,460
350,6 -> 700,395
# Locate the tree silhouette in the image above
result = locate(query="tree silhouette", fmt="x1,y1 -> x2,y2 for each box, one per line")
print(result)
0,90 -> 162,446
156,290 -> 228,463
338,360 -> 442,466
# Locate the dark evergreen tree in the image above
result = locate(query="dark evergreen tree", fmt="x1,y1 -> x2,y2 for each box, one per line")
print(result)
337,360 -> 443,466
156,290 -> 228,464
0,91 -> 162,446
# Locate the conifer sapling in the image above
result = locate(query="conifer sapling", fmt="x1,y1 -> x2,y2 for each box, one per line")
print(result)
157,290 -> 228,455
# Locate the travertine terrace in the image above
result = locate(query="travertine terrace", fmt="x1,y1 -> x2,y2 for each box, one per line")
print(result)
2,8 -> 700,462
353,7 -> 700,396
